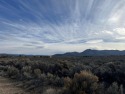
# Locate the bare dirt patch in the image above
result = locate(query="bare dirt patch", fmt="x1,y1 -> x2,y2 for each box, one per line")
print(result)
0,76 -> 30,94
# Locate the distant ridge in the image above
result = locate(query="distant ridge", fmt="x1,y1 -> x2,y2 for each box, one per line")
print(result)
53,49 -> 125,57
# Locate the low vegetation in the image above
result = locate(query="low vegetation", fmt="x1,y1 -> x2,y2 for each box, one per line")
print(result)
0,55 -> 125,94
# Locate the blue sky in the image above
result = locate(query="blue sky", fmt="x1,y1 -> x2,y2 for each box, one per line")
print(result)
0,0 -> 125,55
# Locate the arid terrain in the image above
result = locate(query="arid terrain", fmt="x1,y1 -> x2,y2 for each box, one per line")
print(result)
0,55 -> 125,94
0,76 -> 29,94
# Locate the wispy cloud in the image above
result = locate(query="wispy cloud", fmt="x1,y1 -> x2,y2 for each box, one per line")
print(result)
0,0 -> 125,55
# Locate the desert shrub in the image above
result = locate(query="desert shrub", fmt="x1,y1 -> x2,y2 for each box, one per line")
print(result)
106,82 -> 120,94
34,68 -> 42,78
96,82 -> 106,94
22,66 -> 32,72
1,56 -> 125,94
41,73 -> 46,80
6,66 -> 19,78
63,70 -> 98,94
53,76 -> 64,87
119,84 -> 124,94
62,68 -> 70,77
0,66 -> 7,71
22,66 -> 32,79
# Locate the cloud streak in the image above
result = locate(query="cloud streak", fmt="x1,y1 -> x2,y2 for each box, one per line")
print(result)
0,0 -> 125,55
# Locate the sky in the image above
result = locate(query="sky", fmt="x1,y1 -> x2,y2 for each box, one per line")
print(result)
0,0 -> 125,55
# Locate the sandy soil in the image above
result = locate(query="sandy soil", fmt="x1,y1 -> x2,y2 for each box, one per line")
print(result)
0,76 -> 29,94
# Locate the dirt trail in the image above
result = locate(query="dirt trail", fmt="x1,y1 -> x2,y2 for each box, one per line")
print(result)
0,76 -> 30,94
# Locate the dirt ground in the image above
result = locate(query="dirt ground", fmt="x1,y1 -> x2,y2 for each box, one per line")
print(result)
0,76 -> 29,94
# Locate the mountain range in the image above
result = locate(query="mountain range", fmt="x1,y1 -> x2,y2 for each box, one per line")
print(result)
53,49 -> 125,57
